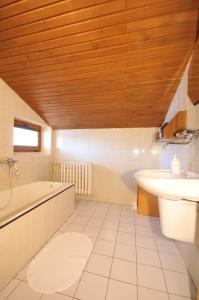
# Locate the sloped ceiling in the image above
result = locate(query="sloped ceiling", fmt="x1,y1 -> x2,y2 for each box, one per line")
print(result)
0,0 -> 198,129
188,37 -> 199,105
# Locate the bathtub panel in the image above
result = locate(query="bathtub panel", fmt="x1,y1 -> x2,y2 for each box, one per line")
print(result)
44,198 -> 58,241
0,184 -> 74,291
15,213 -> 32,272
66,187 -> 75,220
31,204 -> 47,257
0,223 -> 17,290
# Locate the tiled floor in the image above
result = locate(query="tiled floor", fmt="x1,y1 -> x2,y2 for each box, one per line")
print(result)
0,200 -> 197,300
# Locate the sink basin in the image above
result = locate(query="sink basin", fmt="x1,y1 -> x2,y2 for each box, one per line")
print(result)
134,169 -> 199,244
134,169 -> 199,202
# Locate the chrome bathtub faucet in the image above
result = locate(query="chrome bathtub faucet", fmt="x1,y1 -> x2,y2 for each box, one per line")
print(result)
0,157 -> 18,168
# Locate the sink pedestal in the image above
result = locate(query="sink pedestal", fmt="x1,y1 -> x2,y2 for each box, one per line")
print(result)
158,197 -> 199,244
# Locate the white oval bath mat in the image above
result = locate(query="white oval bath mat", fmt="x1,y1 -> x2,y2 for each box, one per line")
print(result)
27,232 -> 92,293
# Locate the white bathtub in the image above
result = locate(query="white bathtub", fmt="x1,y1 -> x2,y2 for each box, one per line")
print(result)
0,181 -> 74,290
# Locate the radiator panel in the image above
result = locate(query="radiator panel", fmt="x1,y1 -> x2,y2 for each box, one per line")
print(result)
53,161 -> 93,195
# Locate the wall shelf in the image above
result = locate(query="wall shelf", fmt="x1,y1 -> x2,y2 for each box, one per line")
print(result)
155,111 -> 188,145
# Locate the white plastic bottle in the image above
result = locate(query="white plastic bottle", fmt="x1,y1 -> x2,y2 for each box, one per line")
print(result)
171,154 -> 181,175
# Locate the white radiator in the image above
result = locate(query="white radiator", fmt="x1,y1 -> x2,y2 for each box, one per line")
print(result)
53,161 -> 93,195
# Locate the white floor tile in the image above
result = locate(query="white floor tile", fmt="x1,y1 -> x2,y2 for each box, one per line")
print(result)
152,227 -> 164,238
136,235 -> 156,250
83,225 -> 101,238
0,279 -> 21,300
106,215 -> 120,222
137,247 -> 161,267
135,216 -> 150,227
149,218 -> 161,229
136,225 -> 153,237
117,232 -> 135,245
93,239 -> 115,257
58,275 -> 81,297
103,221 -> 119,231
41,293 -> 72,300
164,270 -> 196,298
78,211 -> 93,218
118,223 -> 135,234
110,258 -> 137,285
92,212 -> 106,220
114,243 -> 136,262
86,253 -> 112,277
155,237 -> 179,254
121,210 -> 134,217
137,264 -> 167,292
159,252 -> 187,273
108,208 -> 121,215
75,272 -> 108,300
72,216 -> 89,226
106,279 -> 137,300
65,223 -> 85,232
99,229 -> 117,242
138,286 -> 169,300
89,237 -> 96,246
87,218 -> 103,228
120,215 -> 134,224
7,281 -> 41,300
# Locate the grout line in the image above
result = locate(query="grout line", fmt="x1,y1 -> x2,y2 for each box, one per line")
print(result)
104,204 -> 123,300
154,230 -> 170,297
72,200 -> 108,299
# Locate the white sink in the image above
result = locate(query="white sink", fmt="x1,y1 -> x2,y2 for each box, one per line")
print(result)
134,169 -> 199,244
134,169 -> 199,202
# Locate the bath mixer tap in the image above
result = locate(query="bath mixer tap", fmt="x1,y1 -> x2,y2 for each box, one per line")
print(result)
0,157 -> 18,168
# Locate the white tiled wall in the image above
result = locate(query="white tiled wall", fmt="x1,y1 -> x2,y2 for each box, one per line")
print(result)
53,128 -> 160,205
0,79 -> 52,190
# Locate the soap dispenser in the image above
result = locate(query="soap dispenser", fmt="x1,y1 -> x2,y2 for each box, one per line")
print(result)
171,154 -> 181,175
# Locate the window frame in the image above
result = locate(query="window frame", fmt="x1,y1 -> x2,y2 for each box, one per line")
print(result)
13,119 -> 41,152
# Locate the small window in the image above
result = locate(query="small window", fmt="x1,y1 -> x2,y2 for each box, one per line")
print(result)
13,119 -> 41,152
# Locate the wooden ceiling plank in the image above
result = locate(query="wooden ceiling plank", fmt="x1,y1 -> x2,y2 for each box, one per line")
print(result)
1,54 -> 185,83
0,20 -> 196,68
0,35 -> 193,82
13,79 -> 128,94
0,0 -> 21,9
0,25 -> 195,72
0,0 -> 113,30
0,24 -> 126,59
0,0 -> 65,19
0,0 -> 198,50
0,9 -> 196,58
127,9 -> 197,32
0,0 -> 126,42
0,52 -> 127,76
4,61 -> 185,87
1,60 -> 127,82
0,44 -> 128,73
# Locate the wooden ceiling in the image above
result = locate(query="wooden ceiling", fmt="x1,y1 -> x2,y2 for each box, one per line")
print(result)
0,0 -> 198,129
188,37 -> 199,105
